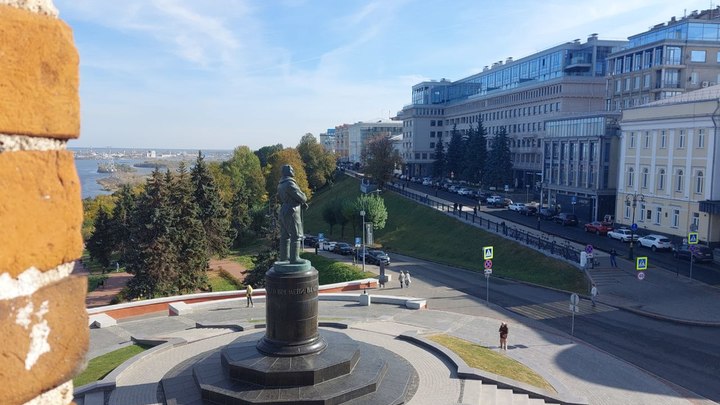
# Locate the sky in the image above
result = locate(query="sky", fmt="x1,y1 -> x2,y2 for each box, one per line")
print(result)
58,0 -> 713,151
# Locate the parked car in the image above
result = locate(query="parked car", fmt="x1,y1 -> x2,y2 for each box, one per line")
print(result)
332,242 -> 354,255
457,187 -> 473,196
518,205 -> 537,216
303,234 -> 318,247
553,213 -> 578,226
637,235 -> 673,251
320,241 -> 337,251
538,208 -> 555,220
584,221 -> 613,235
607,228 -> 640,242
508,202 -> 526,212
673,244 -> 714,263
366,250 -> 390,266
486,195 -> 503,204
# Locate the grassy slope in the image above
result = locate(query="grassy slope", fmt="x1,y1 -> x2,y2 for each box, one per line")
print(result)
305,175 -> 586,293
74,344 -> 148,386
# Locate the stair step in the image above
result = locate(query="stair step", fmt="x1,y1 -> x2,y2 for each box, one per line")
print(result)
480,383 -> 497,404
495,388 -> 514,404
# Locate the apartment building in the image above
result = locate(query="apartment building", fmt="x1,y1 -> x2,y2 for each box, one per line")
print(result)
396,35 -> 626,187
334,120 -> 402,164
607,8 -> 720,111
618,85 -> 720,246
319,128 -> 336,154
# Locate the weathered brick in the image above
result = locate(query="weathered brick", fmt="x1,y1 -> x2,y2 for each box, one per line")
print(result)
0,150 -> 83,276
0,5 -> 79,138
0,276 -> 88,404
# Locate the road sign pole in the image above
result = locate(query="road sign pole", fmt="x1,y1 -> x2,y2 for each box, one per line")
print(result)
689,256 -> 694,280
486,276 -> 490,306
571,311 -> 575,336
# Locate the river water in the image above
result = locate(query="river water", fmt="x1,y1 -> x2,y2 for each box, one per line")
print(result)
74,159 -> 157,199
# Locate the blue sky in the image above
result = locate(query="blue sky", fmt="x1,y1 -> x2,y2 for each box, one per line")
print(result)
59,0 -> 711,151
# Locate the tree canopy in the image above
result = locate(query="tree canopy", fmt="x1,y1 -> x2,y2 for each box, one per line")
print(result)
297,133 -> 336,191
265,148 -> 312,201
361,134 -> 402,188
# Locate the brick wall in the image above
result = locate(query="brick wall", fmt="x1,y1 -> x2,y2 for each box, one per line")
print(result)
0,1 -> 87,404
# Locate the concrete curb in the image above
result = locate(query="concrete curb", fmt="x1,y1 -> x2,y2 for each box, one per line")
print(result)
398,331 -> 589,405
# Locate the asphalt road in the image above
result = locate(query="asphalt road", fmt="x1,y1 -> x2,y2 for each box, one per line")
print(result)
381,251 -> 720,402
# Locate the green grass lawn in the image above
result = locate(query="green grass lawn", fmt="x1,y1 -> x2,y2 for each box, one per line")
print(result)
304,175 -> 586,293
208,271 -> 240,291
428,334 -> 555,393
73,344 -> 149,387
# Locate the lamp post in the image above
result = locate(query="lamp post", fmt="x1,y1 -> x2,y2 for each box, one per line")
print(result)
525,184 -> 530,203
625,192 -> 645,260
360,210 -> 366,272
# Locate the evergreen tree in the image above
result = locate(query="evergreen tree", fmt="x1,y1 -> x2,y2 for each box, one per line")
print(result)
462,118 -> 488,184
87,207 -> 114,268
322,204 -> 338,235
109,184 -> 135,266
484,126 -> 514,189
192,151 -> 234,258
171,162 -> 210,294
432,135 -> 446,178
334,199 -> 350,238
445,124 -> 463,180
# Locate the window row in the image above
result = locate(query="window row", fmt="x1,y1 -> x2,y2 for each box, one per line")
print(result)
624,205 -> 700,230
626,167 -> 705,194
627,129 -> 706,149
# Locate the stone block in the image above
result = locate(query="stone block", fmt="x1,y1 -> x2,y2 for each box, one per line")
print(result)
168,302 -> 192,316
88,313 -> 117,328
0,150 -> 83,276
359,293 -> 371,306
0,275 -> 88,404
0,5 -> 80,138
405,299 -> 426,310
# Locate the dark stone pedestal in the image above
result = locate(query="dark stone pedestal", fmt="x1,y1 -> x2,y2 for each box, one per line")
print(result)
256,266 -> 327,356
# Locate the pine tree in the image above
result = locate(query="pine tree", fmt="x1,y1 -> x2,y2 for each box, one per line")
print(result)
432,135 -> 446,178
192,151 -> 234,258
485,126 -> 514,189
462,118 -> 487,184
109,184 -> 135,266
87,207 -> 114,268
445,124 -> 463,180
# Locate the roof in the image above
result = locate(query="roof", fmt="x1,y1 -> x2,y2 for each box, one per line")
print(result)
642,84 -> 720,107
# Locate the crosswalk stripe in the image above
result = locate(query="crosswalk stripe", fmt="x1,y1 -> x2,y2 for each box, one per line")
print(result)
508,300 -> 616,320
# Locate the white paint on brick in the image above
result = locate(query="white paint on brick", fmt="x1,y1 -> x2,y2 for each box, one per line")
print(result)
15,301 -> 34,329
0,134 -> 66,152
26,317 -> 51,369
23,380 -> 73,405
0,262 -> 73,300
0,0 -> 59,17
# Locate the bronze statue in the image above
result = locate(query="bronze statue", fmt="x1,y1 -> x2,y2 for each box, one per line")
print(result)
277,164 -> 308,264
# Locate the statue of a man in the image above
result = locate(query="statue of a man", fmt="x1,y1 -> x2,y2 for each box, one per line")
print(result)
277,164 -> 308,264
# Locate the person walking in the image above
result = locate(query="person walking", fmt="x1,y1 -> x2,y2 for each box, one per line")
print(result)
590,283 -> 598,307
246,284 -> 254,308
499,322 -> 509,350
398,271 -> 405,289
609,248 -> 618,268
404,271 -> 411,288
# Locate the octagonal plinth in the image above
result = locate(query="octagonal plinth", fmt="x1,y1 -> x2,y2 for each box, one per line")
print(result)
257,266 -> 327,357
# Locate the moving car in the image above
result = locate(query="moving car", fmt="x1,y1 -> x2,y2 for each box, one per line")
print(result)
518,205 -> 537,216
486,195 -> 503,205
332,242 -> 354,255
508,202 -> 526,212
637,235 -> 673,251
366,250 -> 390,266
584,221 -> 613,235
673,244 -> 714,263
553,213 -> 578,226
607,228 -> 639,242
538,208 -> 555,220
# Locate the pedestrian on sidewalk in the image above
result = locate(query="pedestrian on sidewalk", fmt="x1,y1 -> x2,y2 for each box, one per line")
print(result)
453,202 -> 458,213
473,206 -> 477,216
404,271 -> 411,288
398,271 -> 405,289
609,248 -> 618,268
499,322 -> 509,350
537,215 -> 541,230
590,283 -> 598,307
246,285 -> 254,307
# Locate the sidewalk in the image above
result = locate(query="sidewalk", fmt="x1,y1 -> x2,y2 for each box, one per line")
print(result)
391,183 -> 720,326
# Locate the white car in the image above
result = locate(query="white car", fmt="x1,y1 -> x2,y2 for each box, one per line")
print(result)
637,234 -> 673,251
607,228 -> 640,242
486,195 -> 503,204
320,241 -> 337,251
508,202 -> 525,212
457,187 -> 472,196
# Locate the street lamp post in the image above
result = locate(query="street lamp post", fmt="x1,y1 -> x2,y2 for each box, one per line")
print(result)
625,192 -> 645,260
360,210 -> 366,272
525,184 -> 530,203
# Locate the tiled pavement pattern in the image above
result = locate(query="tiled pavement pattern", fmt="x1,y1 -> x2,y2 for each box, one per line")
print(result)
507,300 -> 616,321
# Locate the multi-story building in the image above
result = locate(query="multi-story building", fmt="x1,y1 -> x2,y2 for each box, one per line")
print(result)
542,113 -> 621,222
607,8 -> 720,111
335,120 -> 402,164
617,85 -> 720,246
396,35 -> 626,186
319,128 -> 336,154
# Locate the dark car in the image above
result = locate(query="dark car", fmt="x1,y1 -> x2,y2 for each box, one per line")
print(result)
554,213 -> 578,226
518,205 -> 537,216
367,250 -> 390,265
303,234 -> 318,247
332,242 -> 354,255
538,208 -> 555,220
673,244 -> 714,263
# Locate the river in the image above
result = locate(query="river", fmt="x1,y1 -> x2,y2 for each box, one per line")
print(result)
74,159 -> 159,199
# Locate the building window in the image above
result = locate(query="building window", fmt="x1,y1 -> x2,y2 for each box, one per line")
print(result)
615,80 -> 622,93
676,169 -> 684,192
696,171 -> 704,194
660,131 -> 666,148
629,132 -> 636,148
691,50 -> 706,62
627,167 -> 635,188
643,133 -> 650,148
644,74 -> 651,88
634,76 -> 641,90
678,131 -> 685,148
698,129 -> 705,148
624,78 -> 631,91
642,168 -> 649,189
658,169 -> 665,190
672,209 -> 680,228
655,207 -> 662,224
625,205 -> 631,219
430,142 -> 435,149
692,212 -> 700,230
430,120 -> 436,126
690,72 -> 699,85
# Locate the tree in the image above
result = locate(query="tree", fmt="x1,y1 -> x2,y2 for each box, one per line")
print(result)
192,151 -> 234,258
445,124 -> 463,180
297,133 -> 336,191
432,135 -> 446,179
322,204 -> 338,235
255,144 -> 283,168
265,148 -> 312,200
109,184 -> 136,265
87,207 -> 114,268
335,200 -> 351,237
462,118 -> 487,184
361,134 -> 402,189
484,126 -> 514,188
354,194 -> 388,231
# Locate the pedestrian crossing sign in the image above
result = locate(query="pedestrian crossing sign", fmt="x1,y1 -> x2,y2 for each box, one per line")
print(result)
483,246 -> 494,260
636,256 -> 648,271
688,232 -> 699,245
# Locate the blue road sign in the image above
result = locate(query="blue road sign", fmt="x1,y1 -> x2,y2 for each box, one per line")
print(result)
636,256 -> 648,271
688,232 -> 699,245
571,196 -> 577,204
631,223 -> 638,231
354,237 -> 361,247
585,244 -> 593,254
318,233 -> 325,242
483,246 -> 494,260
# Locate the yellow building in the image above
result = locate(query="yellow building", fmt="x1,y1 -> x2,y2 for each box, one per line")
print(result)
618,85 -> 720,246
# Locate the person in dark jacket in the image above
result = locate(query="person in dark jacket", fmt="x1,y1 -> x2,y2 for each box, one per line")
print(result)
499,322 -> 509,350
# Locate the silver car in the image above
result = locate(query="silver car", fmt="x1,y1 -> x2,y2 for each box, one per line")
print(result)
607,228 -> 640,242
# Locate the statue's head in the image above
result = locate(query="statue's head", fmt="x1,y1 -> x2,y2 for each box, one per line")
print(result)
281,164 -> 294,178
